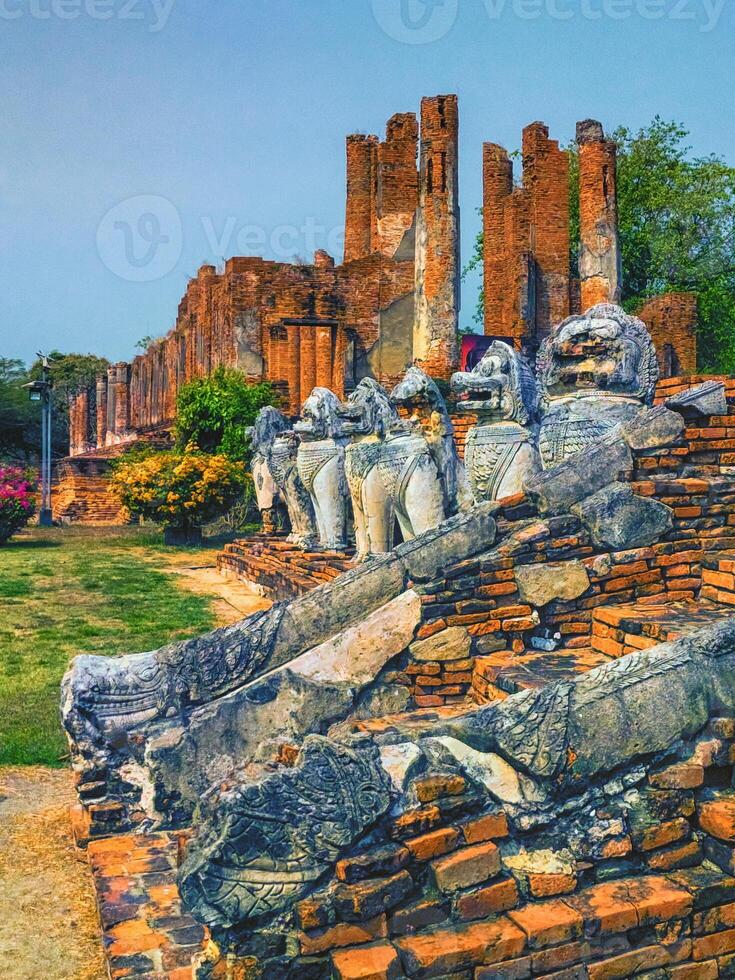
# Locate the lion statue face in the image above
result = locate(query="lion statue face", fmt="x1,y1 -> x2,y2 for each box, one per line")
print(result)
251,406 -> 291,457
537,304 -> 658,407
391,366 -> 443,419
450,341 -> 536,426
294,387 -> 347,442
341,378 -> 399,439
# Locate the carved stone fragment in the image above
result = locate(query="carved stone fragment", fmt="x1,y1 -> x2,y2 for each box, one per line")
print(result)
179,735 -> 393,928
668,380 -> 727,418
571,481 -> 674,551
524,436 -> 633,515
514,560 -> 591,607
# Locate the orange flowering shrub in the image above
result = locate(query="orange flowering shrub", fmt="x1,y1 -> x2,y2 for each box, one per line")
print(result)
110,449 -> 248,530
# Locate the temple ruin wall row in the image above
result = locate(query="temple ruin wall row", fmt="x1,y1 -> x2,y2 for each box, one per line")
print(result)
67,98 -> 698,459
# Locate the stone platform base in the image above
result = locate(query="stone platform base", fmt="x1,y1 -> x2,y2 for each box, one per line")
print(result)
217,534 -> 355,600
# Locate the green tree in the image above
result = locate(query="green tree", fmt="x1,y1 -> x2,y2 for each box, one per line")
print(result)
468,118 -> 735,372
0,358 -> 38,462
174,367 -> 277,460
28,351 -> 110,458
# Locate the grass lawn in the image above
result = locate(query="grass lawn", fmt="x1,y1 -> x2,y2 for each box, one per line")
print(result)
0,525 -> 217,767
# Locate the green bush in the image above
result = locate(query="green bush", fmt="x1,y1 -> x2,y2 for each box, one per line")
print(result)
175,368 -> 277,460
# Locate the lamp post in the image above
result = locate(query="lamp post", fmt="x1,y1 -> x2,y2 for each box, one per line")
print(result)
24,353 -> 54,527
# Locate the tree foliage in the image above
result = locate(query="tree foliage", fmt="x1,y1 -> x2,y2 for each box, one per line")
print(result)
0,351 -> 110,462
174,367 -> 277,460
467,118 -> 735,372
0,359 -> 38,462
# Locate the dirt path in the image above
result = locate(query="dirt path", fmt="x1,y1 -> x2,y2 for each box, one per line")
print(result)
133,546 -> 272,627
0,767 -> 106,980
161,551 -> 271,625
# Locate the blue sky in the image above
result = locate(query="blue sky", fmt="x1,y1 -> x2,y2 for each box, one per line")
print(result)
1,0 -> 733,364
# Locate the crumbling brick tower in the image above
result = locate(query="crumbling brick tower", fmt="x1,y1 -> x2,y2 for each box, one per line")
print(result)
482,123 -> 569,349
414,95 -> 461,379
344,135 -> 379,263
577,118 -> 622,309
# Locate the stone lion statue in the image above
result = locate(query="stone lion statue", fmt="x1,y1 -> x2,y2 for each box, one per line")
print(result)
451,341 -> 541,502
342,378 -> 446,560
257,410 -> 318,550
536,303 -> 659,468
294,387 -> 351,552
391,365 -> 471,516
249,407 -> 290,535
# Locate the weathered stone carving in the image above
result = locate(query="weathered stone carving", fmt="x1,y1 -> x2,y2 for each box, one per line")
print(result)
294,387 -> 350,551
343,378 -> 446,560
391,366 -> 471,516
268,426 -> 318,550
451,341 -> 541,502
60,604 -> 287,774
536,304 -> 659,468
178,617 -> 735,936
249,407 -> 290,535
179,735 -> 393,928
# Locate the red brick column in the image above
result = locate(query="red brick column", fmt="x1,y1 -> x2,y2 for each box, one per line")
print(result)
504,189 -> 533,345
376,113 -> 419,258
522,122 -> 570,341
414,94 -> 460,379
482,143 -> 513,336
113,362 -> 130,439
578,119 -> 622,309
286,323 -> 301,415
315,325 -> 334,389
300,327 -> 317,404
344,135 -> 378,263
68,389 -> 89,457
95,374 -> 107,449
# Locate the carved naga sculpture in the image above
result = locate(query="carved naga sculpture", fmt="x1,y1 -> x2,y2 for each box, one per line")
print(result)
294,388 -> 350,551
342,378 -> 446,560
451,341 -> 541,502
391,366 -> 472,516
264,413 -> 318,550
537,303 -> 659,469
249,408 -> 290,535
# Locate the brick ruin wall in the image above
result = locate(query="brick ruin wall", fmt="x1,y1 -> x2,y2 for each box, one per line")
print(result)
65,96 -> 461,464
482,118 -> 697,370
66,107 -> 699,457
62,101 -> 701,529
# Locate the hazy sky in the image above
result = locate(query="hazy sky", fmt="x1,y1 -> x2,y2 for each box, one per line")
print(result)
2,0 -> 733,365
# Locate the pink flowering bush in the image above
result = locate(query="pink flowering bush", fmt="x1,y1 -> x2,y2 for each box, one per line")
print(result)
0,466 -> 37,544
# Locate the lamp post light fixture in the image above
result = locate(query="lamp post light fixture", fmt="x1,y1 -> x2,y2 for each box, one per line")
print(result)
23,352 -> 55,527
